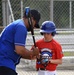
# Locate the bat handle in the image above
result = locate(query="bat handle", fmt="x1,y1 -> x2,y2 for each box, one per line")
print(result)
32,35 -> 36,47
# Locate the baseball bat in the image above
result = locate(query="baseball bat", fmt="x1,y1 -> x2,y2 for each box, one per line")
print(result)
25,7 -> 36,47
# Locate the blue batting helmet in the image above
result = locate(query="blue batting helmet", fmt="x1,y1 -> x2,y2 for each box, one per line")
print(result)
40,21 -> 56,36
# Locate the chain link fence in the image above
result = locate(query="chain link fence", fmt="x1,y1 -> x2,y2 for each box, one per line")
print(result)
54,0 -> 74,29
0,0 -> 74,75
1,0 -> 74,29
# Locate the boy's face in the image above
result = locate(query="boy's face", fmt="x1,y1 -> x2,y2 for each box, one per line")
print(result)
43,33 -> 52,42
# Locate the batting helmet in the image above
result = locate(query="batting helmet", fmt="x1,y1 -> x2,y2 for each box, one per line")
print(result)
40,21 -> 56,36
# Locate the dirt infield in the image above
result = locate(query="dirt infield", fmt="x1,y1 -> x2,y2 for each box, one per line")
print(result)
16,59 -> 74,75
16,69 -> 74,75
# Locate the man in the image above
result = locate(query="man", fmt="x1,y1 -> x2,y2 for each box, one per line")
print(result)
0,8 -> 41,75
31,21 -> 63,75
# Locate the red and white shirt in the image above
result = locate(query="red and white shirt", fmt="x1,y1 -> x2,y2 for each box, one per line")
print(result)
35,38 -> 63,71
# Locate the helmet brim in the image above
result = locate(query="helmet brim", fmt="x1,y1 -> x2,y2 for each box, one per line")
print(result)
40,30 -> 53,33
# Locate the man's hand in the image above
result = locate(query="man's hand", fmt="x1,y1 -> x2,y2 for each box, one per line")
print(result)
32,46 -> 39,56
15,45 -> 39,59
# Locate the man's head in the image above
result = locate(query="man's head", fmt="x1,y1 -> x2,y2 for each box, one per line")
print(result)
23,9 -> 41,31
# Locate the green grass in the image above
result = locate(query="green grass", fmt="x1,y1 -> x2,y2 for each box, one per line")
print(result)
63,52 -> 74,56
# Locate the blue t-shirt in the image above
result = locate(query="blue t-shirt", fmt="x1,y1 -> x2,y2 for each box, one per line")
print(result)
0,19 -> 27,71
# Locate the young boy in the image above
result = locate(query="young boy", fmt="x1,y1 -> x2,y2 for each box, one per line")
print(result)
32,21 -> 63,75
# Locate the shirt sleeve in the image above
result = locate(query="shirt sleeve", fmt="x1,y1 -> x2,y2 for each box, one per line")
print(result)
14,25 -> 27,46
55,44 -> 64,59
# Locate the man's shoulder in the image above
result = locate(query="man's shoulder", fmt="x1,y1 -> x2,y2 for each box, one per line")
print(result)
12,19 -> 26,28
13,19 -> 23,25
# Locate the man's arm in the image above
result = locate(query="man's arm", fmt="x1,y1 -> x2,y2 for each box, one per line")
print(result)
15,45 -> 39,59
